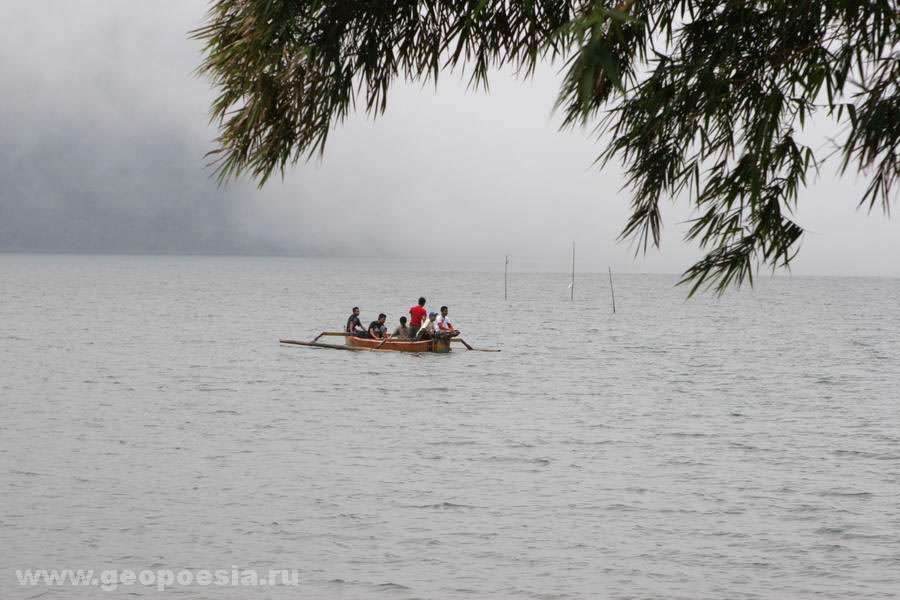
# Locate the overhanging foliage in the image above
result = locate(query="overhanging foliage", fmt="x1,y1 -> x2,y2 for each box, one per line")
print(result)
194,1 -> 898,294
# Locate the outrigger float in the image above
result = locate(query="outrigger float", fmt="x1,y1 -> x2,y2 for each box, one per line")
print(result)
279,332 -> 499,353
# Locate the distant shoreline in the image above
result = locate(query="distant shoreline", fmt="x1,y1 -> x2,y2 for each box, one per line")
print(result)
0,251 -> 896,280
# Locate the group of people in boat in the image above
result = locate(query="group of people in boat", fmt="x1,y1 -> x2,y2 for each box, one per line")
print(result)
344,297 -> 460,341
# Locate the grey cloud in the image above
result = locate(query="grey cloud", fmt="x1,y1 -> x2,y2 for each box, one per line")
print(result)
0,2 -> 895,276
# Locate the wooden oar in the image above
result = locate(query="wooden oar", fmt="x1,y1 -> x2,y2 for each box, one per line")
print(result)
452,338 -> 501,352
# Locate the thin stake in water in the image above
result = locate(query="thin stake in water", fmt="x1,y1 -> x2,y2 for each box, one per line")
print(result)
570,242 -> 575,301
608,266 -> 616,313
504,255 -> 509,300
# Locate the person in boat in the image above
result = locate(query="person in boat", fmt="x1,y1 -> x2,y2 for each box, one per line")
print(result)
434,305 -> 460,338
408,297 -> 427,339
416,312 -> 438,340
392,316 -> 410,340
368,313 -> 388,339
345,307 -> 367,337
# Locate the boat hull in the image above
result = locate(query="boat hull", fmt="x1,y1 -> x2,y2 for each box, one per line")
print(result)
346,335 -> 451,353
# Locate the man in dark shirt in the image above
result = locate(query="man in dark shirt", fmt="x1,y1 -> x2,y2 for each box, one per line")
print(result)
345,307 -> 367,337
368,313 -> 388,339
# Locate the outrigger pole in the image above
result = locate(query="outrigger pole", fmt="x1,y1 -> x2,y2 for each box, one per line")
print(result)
280,338 -> 371,351
281,333 -> 500,352
312,331 -> 346,342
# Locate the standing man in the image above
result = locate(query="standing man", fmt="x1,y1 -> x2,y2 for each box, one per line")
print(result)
408,297 -> 427,339
345,307 -> 367,337
435,306 -> 460,337
368,313 -> 388,339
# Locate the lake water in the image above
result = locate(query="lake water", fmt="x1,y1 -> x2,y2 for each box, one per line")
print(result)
1,254 -> 898,599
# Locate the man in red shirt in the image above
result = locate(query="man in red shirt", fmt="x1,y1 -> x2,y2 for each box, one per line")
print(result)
408,297 -> 427,339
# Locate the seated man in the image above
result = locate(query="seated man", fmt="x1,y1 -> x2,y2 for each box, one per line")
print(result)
392,316 -> 410,340
434,305 -> 460,338
368,313 -> 388,339
345,306 -> 367,337
416,312 -> 438,340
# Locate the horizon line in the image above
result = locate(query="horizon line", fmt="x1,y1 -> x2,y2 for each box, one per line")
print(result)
1,250 -> 897,281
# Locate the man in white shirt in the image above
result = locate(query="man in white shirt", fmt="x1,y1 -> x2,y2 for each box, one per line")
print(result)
434,306 -> 459,337
416,312 -> 438,340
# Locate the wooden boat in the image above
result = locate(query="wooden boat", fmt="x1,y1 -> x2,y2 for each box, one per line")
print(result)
345,334 -> 452,353
280,331 -> 498,353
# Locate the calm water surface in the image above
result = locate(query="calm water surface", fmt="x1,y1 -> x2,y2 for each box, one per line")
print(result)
1,254 -> 899,599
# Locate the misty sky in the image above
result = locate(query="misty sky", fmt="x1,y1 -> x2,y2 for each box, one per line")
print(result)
1,2 -> 896,276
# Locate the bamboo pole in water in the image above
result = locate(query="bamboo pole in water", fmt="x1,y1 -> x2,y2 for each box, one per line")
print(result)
570,242 -> 575,301
608,266 -> 616,314
504,255 -> 508,300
